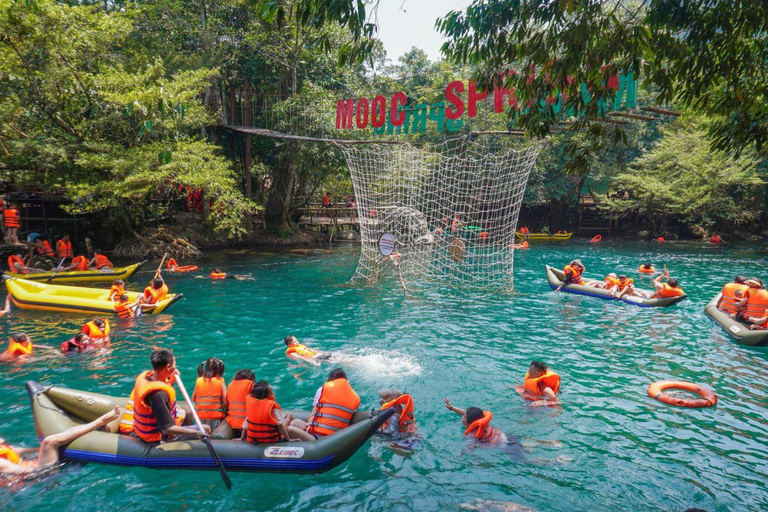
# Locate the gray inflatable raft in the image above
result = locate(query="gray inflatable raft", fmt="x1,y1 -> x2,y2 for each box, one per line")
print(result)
26,381 -> 393,473
545,265 -> 687,308
704,294 -> 768,347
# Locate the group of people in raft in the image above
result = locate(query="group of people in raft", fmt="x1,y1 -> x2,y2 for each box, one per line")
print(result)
6,232 -> 114,275
715,276 -> 768,330
0,335 -> 562,472
556,259 -> 685,299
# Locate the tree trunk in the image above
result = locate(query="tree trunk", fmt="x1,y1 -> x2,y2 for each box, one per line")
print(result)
265,145 -> 296,229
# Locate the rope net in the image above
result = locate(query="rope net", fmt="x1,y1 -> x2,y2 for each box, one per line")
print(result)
339,136 -> 541,296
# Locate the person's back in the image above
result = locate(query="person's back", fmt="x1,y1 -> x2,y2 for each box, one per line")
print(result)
744,281 -> 768,318
144,277 -> 168,304
522,361 -> 561,401
719,277 -> 749,314
244,380 -> 294,443
226,370 -> 255,437
305,368 -> 360,438
193,358 -> 227,428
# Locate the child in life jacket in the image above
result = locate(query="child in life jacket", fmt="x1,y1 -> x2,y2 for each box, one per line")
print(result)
61,332 -> 92,353
519,361 -> 561,401
378,388 -> 416,436
192,358 -> 228,430
241,380 -> 296,443
4,333 -> 34,358
284,335 -> 329,364
224,369 -> 255,439
108,279 -> 125,301
81,318 -> 110,346
444,398 -> 506,444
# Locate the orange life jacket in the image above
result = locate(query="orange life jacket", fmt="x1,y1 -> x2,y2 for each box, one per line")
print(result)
655,283 -> 684,298
521,241 -> 529,249
56,240 -> 73,259
82,320 -> 110,342
520,227 -> 530,235
8,255 -> 26,273
465,411 -> 505,444
380,394 -> 416,433
119,390 -> 136,434
210,272 -> 226,279
604,276 -> 619,288
71,255 -> 88,271
109,284 -> 124,301
95,254 -> 112,269
7,339 -> 32,356
719,282 -> 749,314
115,300 -> 134,318
639,265 -> 655,274
3,208 -> 19,228
194,376 -> 226,420
131,370 -> 180,442
245,397 -> 284,443
143,283 -> 169,304
564,264 -> 583,283
745,288 -> 768,317
166,258 -> 179,270
306,378 -> 361,437
616,278 -> 634,291
523,370 -> 561,397
0,443 -> 21,465
36,239 -> 55,258
286,344 -> 316,358
710,235 -> 721,244
225,379 -> 254,429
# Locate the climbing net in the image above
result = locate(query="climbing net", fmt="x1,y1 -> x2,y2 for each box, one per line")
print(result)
339,136 -> 541,296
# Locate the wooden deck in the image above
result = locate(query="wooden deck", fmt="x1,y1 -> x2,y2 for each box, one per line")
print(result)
297,207 -> 360,242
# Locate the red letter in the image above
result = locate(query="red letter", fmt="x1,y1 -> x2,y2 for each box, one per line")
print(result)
356,97 -> 369,129
336,99 -> 354,129
390,92 -> 406,126
371,95 -> 386,128
445,81 -> 464,120
493,86 -> 518,113
467,81 -> 488,118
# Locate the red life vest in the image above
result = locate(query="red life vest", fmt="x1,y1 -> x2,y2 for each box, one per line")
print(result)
115,300 -> 134,318
655,283 -> 684,298
37,239 -> 55,258
71,256 -> 88,271
56,240 -> 73,258
194,376 -> 225,420
616,278 -> 634,291
95,254 -> 112,269
8,255 -> 26,273
3,208 -> 19,228
245,397 -> 283,443
564,264 -> 583,284
465,411 -> 505,444
109,284 -> 124,301
225,379 -> 254,429
131,371 -> 180,443
719,282 -> 749,314
306,378 -> 360,437
380,394 -> 416,433
166,258 -> 179,269
143,283 -> 169,304
82,319 -> 110,342
744,288 -> 768,317
523,370 -> 561,398
710,235 -> 722,244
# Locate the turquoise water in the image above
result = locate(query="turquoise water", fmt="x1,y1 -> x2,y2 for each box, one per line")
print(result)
1,241 -> 767,512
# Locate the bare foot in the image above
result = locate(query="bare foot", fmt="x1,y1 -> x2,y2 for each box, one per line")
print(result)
98,406 -> 121,426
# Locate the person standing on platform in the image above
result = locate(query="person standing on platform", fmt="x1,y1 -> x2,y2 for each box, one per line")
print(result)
56,234 -> 73,264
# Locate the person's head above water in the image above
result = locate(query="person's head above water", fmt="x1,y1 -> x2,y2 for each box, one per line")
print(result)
529,361 -> 547,378
284,335 -> 299,347
642,263 -> 652,268
250,380 -> 274,400
378,388 -> 402,404
93,318 -> 106,330
12,332 -> 30,344
464,407 -> 484,427
328,368 -> 347,381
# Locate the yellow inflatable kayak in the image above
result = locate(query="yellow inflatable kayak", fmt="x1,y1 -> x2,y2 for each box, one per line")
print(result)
515,232 -> 572,241
5,278 -> 182,315
4,261 -> 145,283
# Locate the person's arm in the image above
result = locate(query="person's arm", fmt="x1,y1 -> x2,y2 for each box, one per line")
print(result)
221,381 -> 228,411
149,391 -> 210,439
191,388 -> 198,403
443,398 -> 465,417
540,385 -> 558,401
273,408 -> 293,441
240,420 -> 248,441
746,314 -> 768,324
380,411 -> 401,436
87,256 -> 98,268
1,294 -> 11,315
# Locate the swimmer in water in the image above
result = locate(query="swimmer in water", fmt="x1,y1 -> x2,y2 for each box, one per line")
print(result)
284,335 -> 330,365
0,406 -> 121,474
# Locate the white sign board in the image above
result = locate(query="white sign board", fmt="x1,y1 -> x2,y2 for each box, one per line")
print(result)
379,233 -> 396,256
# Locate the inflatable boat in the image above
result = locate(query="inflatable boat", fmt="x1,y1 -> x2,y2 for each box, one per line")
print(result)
26,381 -> 393,473
6,278 -> 182,315
704,294 -> 768,347
515,232 -> 572,241
545,265 -> 687,308
5,261 -> 145,283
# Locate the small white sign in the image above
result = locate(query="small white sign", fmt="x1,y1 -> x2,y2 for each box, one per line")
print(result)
378,233 -> 396,256
729,326 -> 741,334
264,446 -> 305,458
624,295 -> 642,303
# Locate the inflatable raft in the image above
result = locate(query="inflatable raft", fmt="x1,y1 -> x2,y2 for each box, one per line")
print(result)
4,261 -> 145,283
515,232 -> 572,241
26,381 -> 393,474
704,294 -> 768,347
545,265 -> 687,308
6,278 -> 182,315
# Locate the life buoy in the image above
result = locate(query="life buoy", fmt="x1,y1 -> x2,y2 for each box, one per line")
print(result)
589,235 -> 602,244
647,381 -> 717,408
173,265 -> 199,273
639,265 -> 656,274
210,272 -> 226,279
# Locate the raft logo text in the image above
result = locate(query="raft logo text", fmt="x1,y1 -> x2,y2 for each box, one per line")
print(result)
265,446 -> 305,458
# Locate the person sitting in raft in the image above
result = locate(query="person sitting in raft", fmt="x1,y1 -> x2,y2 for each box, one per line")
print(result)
225,369 -> 255,439
594,272 -> 618,289
443,398 -> 506,444
0,407 -> 121,474
61,332 -> 92,353
241,380 -> 297,443
7,252 -> 45,274
131,348 -> 209,443
88,249 -> 113,270
378,388 -> 416,436
193,357 -> 228,430
639,263 -> 656,274
57,254 -> 89,272
108,279 -> 125,301
28,234 -> 56,265
55,233 -> 73,262
520,361 -> 561,401
141,276 -> 169,310
610,274 -> 635,299
284,335 -> 328,364
717,276 -> 748,316
287,368 -> 361,441
519,226 -> 531,240
556,259 -> 586,291
734,278 -> 768,324
81,318 -> 110,346
648,268 -> 685,298
115,293 -> 141,319
709,233 -> 724,245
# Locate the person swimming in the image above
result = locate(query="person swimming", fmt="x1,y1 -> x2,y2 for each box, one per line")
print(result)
284,335 -> 330,365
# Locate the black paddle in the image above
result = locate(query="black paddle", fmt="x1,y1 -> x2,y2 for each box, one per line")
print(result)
175,374 -> 232,489
47,257 -> 67,284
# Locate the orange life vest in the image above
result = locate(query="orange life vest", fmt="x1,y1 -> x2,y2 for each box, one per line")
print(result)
7,339 -> 32,356
108,284 -> 125,301
744,288 -> 768,317
520,241 -> 529,249
616,278 -> 634,291
225,379 -> 254,429
3,208 -> 19,228
0,443 -> 21,465
719,282 -> 749,314
143,283 -> 169,304
655,283 -> 685,298
286,344 -> 317,358
245,397 -> 284,443
71,255 -> 88,271
465,411 -> 505,444
119,391 -> 136,434
56,240 -> 73,258
210,272 -> 226,279
710,235 -> 722,244
564,264 -> 583,283
115,300 -> 134,318
639,265 -> 655,274
523,370 -> 561,398
194,376 -> 225,420
8,255 -> 26,273
37,239 -> 55,258
131,370 -> 180,442
166,258 -> 179,270
604,276 -> 619,288
82,320 -> 110,342
306,378 -> 361,437
520,227 -> 530,235
95,254 -> 112,269
380,394 -> 416,433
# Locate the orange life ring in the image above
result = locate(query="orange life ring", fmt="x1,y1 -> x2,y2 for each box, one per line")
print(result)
210,272 -> 226,279
172,265 -> 199,273
589,235 -> 602,244
647,381 -> 717,408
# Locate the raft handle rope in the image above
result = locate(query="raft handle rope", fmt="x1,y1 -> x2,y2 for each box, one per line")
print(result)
647,380 -> 717,408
